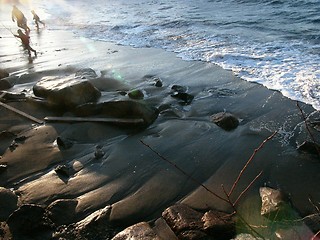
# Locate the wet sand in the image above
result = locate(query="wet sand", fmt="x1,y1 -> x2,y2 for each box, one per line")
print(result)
1,20 -> 320,239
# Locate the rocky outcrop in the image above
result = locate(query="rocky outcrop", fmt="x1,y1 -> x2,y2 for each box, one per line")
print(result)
33,75 -> 101,109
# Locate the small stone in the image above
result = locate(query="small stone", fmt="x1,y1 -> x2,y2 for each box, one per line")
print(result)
171,92 -> 194,105
54,164 -> 71,178
94,145 -> 104,159
128,89 -> 144,100
211,112 -> 239,131
154,79 -> 163,87
171,85 -> 187,93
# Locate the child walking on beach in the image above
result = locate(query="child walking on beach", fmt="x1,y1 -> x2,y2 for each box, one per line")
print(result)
14,29 -> 37,57
31,10 -> 45,29
11,5 -> 30,33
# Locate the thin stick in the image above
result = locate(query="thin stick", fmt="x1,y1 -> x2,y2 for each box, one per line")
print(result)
228,131 -> 277,197
44,116 -> 144,124
233,170 -> 263,206
140,139 -> 229,203
0,101 -> 43,124
312,230 -> 320,240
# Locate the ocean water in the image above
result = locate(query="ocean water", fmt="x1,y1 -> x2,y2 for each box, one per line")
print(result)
12,0 -> 320,110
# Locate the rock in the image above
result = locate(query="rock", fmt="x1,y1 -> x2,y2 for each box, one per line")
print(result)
202,210 -> 236,239
171,92 -> 194,105
112,222 -> 161,240
128,89 -> 144,100
153,218 -> 178,240
74,100 -> 159,128
297,141 -> 320,155
7,204 -> 53,237
0,165 -> 7,174
54,164 -> 72,179
0,69 -> 9,80
0,187 -> 18,221
0,222 -> 12,240
154,79 -> 163,87
211,112 -> 239,131
33,75 -> 101,109
47,199 -> 78,226
162,204 -> 208,239
94,145 -> 105,159
0,79 -> 13,90
75,68 -> 98,79
171,85 -> 187,93
53,205 -> 116,239
56,136 -> 74,150
259,187 -> 287,219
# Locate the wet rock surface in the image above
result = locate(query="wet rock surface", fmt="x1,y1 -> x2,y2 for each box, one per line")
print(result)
33,75 -> 101,109
211,112 -> 239,131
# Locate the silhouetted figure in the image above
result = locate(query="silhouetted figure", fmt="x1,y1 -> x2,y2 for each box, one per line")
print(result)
11,5 -> 30,33
31,10 -> 45,29
14,29 -> 37,57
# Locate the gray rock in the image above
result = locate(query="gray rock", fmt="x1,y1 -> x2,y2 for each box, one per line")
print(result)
75,68 -> 98,80
33,75 -> 101,109
211,112 -> 239,131
0,69 -> 9,80
260,187 -> 286,219
112,222 -> 161,240
0,187 -> 18,221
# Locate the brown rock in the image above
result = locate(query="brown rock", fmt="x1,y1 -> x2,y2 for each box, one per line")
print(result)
202,210 -> 236,239
211,112 -> 239,131
47,199 -> 78,226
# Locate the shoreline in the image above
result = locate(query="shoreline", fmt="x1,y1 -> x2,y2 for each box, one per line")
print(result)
1,26 -> 320,239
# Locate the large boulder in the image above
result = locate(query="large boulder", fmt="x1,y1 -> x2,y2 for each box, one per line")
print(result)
33,75 -> 101,109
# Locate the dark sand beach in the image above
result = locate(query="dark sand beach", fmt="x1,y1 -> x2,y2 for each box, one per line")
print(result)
1,24 -> 320,239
